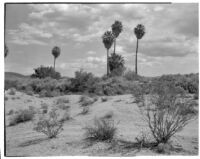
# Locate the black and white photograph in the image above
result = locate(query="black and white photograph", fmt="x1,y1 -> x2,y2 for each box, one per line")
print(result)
3,1 -> 199,157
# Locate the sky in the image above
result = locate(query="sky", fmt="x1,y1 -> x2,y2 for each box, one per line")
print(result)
5,3 -> 199,77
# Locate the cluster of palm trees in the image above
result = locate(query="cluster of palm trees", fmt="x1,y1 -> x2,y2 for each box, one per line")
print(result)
5,21 -> 145,76
102,21 -> 145,76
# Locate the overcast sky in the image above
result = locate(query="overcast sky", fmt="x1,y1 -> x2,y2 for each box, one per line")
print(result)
5,3 -> 198,77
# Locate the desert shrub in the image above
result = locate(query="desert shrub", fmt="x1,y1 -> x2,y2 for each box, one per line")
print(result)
79,95 -> 88,103
31,66 -> 61,79
8,88 -> 16,95
56,98 -> 69,105
70,69 -> 99,93
81,99 -> 95,107
79,95 -> 95,107
84,117 -> 116,142
80,106 -> 90,115
139,82 -> 197,144
132,84 -> 145,104
33,109 -> 64,138
156,73 -> 199,94
123,69 -> 139,81
5,80 -> 19,90
9,108 -> 35,126
101,97 -> 108,102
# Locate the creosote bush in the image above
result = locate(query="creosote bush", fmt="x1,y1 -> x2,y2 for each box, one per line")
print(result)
84,117 -> 116,142
139,81 -> 197,144
33,109 -> 64,138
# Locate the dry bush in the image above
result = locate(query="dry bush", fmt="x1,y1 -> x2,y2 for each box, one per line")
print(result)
139,82 -> 197,144
80,106 -> 90,115
84,117 -> 117,142
33,109 -> 64,138
9,108 -> 35,126
101,97 -> 108,102
56,98 -> 69,105
79,95 -> 95,107
8,88 -> 16,95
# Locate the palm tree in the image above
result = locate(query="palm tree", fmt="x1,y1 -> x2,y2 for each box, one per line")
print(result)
102,31 -> 114,76
5,44 -> 8,58
134,24 -> 145,75
52,46 -> 61,70
111,20 -> 123,54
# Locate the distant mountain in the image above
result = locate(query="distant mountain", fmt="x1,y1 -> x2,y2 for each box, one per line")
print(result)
5,72 -> 30,80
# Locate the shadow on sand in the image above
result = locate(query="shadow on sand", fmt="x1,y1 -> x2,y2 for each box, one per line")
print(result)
18,137 -> 50,147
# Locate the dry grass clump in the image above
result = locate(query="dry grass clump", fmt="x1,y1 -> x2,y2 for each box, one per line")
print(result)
9,108 -> 35,126
84,117 -> 117,142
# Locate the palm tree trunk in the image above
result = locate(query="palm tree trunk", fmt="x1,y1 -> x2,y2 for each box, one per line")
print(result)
54,57 -> 56,70
114,39 -> 116,54
107,49 -> 109,76
135,38 -> 139,75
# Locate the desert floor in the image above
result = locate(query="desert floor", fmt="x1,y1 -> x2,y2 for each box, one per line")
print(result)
5,91 -> 199,156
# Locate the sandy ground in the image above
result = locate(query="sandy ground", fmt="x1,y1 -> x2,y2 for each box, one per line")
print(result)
5,90 -> 199,156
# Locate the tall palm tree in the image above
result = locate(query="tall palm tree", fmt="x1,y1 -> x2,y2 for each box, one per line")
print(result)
5,44 -> 8,58
102,31 -> 114,76
111,20 -> 123,54
52,46 -> 61,70
134,24 -> 145,75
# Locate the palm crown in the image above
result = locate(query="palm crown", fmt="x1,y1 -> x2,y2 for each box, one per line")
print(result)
102,31 -> 115,50
52,46 -> 61,59
111,20 -> 123,38
134,24 -> 145,39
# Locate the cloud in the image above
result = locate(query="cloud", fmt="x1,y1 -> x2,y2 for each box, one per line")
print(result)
7,23 -> 52,45
5,4 -> 198,77
87,51 -> 96,55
